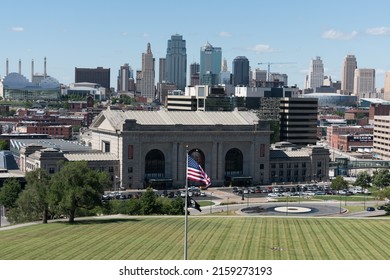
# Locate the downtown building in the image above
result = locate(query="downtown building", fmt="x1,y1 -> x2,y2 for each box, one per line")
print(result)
139,43 -> 155,101
200,42 -> 222,85
304,56 -> 324,91
75,67 -> 110,92
353,68 -> 376,99
341,55 -> 357,95
232,56 -> 250,86
279,97 -> 318,146
165,34 -> 187,90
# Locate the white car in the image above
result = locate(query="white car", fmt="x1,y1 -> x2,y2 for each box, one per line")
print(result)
200,192 -> 206,197
268,193 -> 280,197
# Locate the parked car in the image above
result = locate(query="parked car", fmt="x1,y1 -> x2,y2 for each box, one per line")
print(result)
377,205 -> 386,210
366,207 -> 375,211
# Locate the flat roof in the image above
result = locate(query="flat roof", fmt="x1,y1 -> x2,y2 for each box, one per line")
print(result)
10,139 -> 92,153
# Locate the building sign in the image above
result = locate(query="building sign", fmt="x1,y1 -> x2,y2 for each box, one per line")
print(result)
347,135 -> 373,142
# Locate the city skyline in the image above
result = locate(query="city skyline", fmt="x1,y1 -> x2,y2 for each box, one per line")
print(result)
2,0 -> 390,90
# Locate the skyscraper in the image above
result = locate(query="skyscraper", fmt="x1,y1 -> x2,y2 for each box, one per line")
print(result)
190,62 -> 200,86
200,42 -> 222,85
384,71 -> 390,101
159,58 -> 166,84
305,56 -> 324,90
219,58 -> 231,85
165,34 -> 187,90
341,55 -> 357,94
232,56 -> 249,86
140,43 -> 155,100
353,68 -> 375,99
117,63 -> 132,92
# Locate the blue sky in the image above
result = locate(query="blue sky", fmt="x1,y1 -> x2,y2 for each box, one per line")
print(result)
2,0 -> 390,90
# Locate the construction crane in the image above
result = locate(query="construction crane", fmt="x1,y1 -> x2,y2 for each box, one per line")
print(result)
257,62 -> 295,81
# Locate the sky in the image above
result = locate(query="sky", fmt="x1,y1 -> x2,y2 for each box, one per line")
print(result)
2,0 -> 390,91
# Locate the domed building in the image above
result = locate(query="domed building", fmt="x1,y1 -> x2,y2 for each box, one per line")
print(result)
2,72 -> 60,101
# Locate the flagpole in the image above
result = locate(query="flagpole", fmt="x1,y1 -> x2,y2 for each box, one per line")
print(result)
184,146 -> 189,260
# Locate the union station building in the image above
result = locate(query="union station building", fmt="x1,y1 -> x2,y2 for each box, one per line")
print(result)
84,108 -> 330,189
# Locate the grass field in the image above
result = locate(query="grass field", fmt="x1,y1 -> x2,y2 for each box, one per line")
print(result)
1,216 -> 390,260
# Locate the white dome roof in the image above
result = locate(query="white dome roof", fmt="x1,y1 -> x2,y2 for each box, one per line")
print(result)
2,72 -> 31,88
40,76 -> 60,89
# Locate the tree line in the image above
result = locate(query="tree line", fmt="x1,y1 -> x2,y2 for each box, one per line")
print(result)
331,169 -> 390,213
0,161 -> 185,224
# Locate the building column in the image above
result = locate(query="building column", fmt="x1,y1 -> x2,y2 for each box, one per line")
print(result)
217,141 -> 224,184
177,143 -> 185,185
171,142 -> 178,181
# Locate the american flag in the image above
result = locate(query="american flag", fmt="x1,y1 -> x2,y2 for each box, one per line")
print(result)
187,156 -> 211,187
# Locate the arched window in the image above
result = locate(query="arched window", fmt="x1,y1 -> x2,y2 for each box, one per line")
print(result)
145,149 -> 165,179
188,149 -> 206,169
225,148 -> 243,176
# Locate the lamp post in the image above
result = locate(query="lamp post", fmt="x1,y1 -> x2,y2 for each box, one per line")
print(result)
363,191 -> 366,210
210,192 -> 213,214
339,192 -> 342,214
286,194 -> 289,216
227,197 -> 229,215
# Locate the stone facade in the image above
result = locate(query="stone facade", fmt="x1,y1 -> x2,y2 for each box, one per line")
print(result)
88,109 -> 271,189
87,108 -> 330,189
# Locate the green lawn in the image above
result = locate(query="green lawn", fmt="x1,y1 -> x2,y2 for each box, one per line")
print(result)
1,216 -> 390,260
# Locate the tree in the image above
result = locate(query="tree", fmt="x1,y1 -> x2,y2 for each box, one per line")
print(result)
375,188 -> 390,215
0,178 -> 22,209
354,171 -> 371,191
0,140 -> 8,150
331,176 -> 348,192
23,169 -> 52,223
49,161 -> 110,223
170,196 -> 185,215
372,169 -> 390,189
140,187 -> 160,215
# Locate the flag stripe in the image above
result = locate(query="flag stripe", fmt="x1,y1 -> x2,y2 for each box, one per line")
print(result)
187,156 -> 211,187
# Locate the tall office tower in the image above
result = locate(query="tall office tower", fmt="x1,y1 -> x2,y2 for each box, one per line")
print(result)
279,97 -> 318,146
341,55 -> 357,95
140,43 -> 155,100
232,56 -> 250,86
190,62 -> 200,86
219,58 -> 231,84
135,70 -> 142,94
353,68 -> 375,99
75,67 -> 110,91
305,56 -> 324,90
384,71 -> 390,101
117,63 -> 131,92
200,42 -> 222,85
165,34 -> 187,90
159,58 -> 166,83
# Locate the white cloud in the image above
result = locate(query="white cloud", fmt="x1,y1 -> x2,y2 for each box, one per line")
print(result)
247,44 -> 275,53
142,33 -> 150,37
219,31 -> 231,37
366,27 -> 390,35
11,27 -> 24,32
322,29 -> 357,40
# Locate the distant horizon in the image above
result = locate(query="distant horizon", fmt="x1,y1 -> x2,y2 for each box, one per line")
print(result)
2,0 -> 390,91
